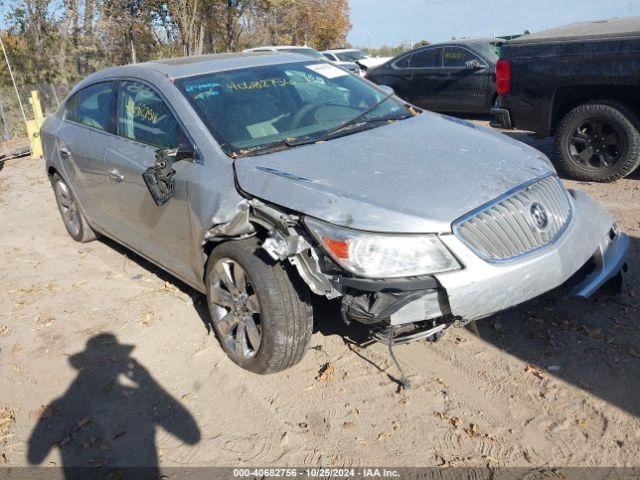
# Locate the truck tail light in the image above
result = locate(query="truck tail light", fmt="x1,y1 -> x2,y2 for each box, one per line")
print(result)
496,58 -> 511,95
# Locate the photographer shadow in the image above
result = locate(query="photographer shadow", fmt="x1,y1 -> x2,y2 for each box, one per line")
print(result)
27,333 -> 200,479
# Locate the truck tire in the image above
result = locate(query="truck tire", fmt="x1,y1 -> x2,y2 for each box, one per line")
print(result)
51,173 -> 97,243
205,238 -> 313,374
554,100 -> 640,182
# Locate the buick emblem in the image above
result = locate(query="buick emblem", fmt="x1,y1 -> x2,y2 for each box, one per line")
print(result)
530,202 -> 549,230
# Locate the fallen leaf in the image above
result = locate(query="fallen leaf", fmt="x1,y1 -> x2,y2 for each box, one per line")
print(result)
525,364 -> 544,379
449,417 -> 461,429
31,405 -> 52,420
464,423 -> 480,437
316,362 -> 336,382
77,416 -> 92,429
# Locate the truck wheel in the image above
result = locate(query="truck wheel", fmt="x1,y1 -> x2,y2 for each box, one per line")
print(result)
51,173 -> 97,242
205,238 -> 313,374
554,100 -> 640,182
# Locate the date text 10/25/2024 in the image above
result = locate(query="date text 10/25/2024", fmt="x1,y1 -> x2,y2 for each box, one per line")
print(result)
233,468 -> 401,478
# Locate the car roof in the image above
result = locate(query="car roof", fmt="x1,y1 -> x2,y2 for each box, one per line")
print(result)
82,51 -> 313,83
323,48 -> 360,53
509,16 -> 640,43
399,38 -> 503,61
244,46 -> 316,51
426,38 -> 503,48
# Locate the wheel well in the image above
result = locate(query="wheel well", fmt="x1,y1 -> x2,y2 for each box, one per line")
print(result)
47,166 -> 58,178
201,221 -> 270,284
551,85 -> 640,134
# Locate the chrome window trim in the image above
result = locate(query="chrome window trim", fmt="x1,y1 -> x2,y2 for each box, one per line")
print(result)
452,173 -> 574,263
391,45 -> 489,71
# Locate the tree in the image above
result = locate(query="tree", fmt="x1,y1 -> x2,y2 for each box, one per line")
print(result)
0,0 -> 353,88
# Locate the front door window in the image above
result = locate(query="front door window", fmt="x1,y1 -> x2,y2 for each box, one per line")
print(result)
117,81 -> 187,149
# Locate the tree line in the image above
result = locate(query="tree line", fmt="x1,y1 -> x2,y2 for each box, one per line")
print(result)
0,0 -> 352,87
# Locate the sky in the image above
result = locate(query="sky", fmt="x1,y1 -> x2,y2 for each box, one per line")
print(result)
348,0 -> 640,48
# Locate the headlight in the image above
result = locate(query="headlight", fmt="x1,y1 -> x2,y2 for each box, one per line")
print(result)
305,217 -> 461,278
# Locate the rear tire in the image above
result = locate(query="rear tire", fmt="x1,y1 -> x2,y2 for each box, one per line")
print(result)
554,100 -> 640,182
205,238 -> 313,374
51,173 -> 96,243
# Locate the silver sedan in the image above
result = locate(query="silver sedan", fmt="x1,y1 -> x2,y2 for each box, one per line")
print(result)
41,52 -> 629,373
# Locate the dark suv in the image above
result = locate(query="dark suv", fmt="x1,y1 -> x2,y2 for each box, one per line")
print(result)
492,17 -> 640,182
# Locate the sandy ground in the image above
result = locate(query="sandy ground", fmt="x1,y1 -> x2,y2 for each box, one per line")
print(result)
1,123 -> 639,471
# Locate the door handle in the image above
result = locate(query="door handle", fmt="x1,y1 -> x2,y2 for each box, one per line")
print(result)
107,169 -> 124,182
59,148 -> 70,159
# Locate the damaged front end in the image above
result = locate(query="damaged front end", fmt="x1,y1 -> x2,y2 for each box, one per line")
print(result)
336,278 -> 453,344
204,199 -> 455,345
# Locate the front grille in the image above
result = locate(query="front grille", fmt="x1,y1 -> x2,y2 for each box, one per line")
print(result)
454,175 -> 572,262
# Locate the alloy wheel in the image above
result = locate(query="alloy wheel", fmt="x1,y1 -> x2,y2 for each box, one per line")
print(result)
209,258 -> 262,360
54,180 -> 81,237
567,118 -> 624,170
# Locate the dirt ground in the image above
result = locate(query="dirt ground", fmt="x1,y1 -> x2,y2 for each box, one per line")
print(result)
1,121 -> 639,471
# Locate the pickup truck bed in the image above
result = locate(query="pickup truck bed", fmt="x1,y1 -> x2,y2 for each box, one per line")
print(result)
492,17 -> 640,182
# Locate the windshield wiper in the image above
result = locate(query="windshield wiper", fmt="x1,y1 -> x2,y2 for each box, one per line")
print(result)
286,109 -> 414,148
308,92 -> 397,144
235,138 -> 302,157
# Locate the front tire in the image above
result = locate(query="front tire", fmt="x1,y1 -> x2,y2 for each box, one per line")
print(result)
51,173 -> 96,242
554,100 -> 640,182
205,238 -> 313,374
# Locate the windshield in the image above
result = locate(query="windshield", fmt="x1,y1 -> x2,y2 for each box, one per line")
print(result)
279,48 -> 323,59
336,50 -> 368,62
177,61 -> 410,156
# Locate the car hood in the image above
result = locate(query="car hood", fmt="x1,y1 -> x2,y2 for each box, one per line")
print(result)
234,112 -> 555,233
334,61 -> 358,69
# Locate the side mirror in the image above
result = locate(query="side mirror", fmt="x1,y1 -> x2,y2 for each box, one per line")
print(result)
379,85 -> 395,96
142,144 -> 194,206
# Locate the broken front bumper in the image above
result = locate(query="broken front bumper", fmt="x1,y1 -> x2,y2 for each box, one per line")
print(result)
339,189 -> 628,327
435,189 -> 628,322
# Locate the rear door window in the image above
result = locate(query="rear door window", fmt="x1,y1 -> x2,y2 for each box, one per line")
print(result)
410,48 -> 442,68
394,55 -> 410,69
65,82 -> 116,133
443,47 -> 481,68
117,81 -> 187,149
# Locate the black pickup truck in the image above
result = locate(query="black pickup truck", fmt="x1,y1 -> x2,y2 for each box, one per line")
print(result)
491,17 -> 640,182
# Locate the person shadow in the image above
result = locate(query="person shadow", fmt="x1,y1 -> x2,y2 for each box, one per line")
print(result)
27,333 -> 200,479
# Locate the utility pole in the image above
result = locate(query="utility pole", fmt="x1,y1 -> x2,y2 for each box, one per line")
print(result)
365,32 -> 371,54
